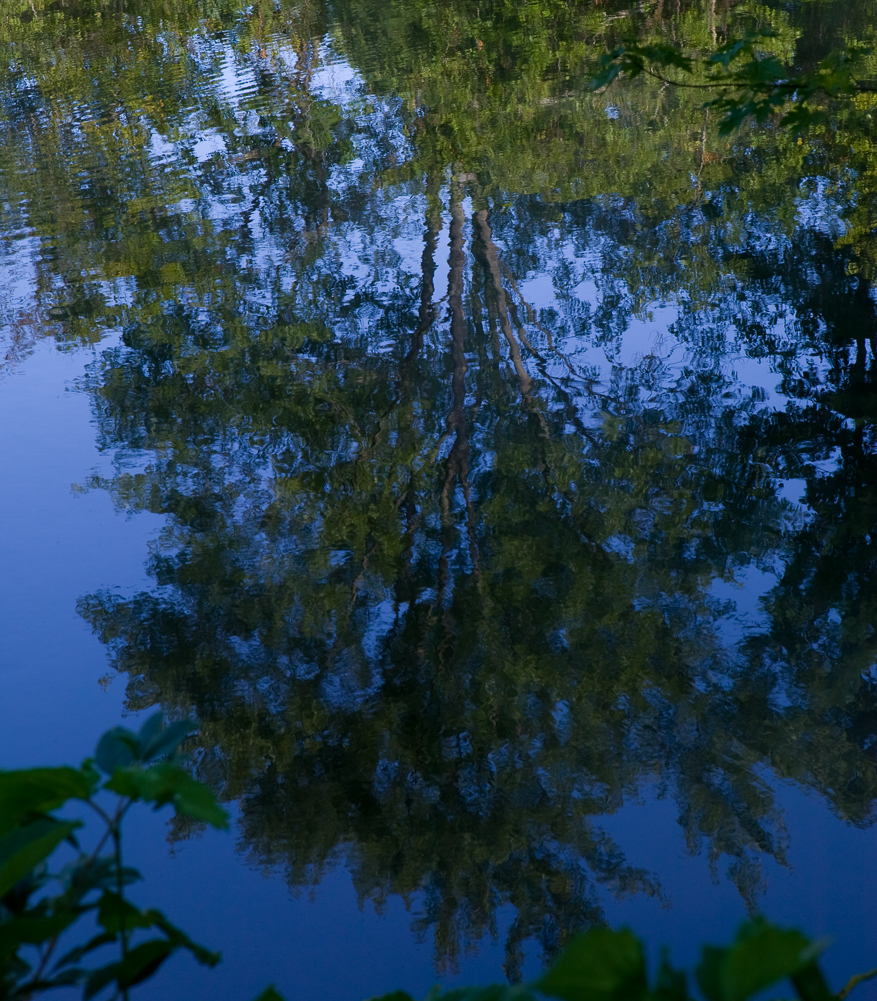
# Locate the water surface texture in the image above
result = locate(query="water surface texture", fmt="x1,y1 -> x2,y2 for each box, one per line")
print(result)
3,0 -> 877,997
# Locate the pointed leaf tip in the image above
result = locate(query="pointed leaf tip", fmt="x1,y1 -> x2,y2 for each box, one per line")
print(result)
252,988 -> 286,1001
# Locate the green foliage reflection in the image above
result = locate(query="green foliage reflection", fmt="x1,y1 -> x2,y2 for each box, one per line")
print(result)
3,0 -> 877,979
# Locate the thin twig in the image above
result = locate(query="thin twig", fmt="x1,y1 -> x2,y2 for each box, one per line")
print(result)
24,797 -> 134,995
837,968 -> 877,1001
624,61 -> 877,97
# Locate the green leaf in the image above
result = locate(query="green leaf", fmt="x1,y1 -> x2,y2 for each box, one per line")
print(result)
84,940 -> 175,999
105,763 -> 229,829
538,928 -> 648,1001
0,768 -> 93,836
695,946 -> 726,1001
3,951 -> 33,981
654,950 -> 688,1001
723,922 -> 815,1001
590,61 -> 625,90
139,717 -> 194,763
16,968 -> 85,996
780,106 -> 827,133
60,856 -> 142,905
151,910 -> 221,966
1,866 -> 44,915
708,30 -> 773,67
640,43 -> 693,73
83,961 -> 121,1001
440,988 -> 527,1001
40,968 -> 84,989
0,912 -> 78,958
135,712 -> 164,751
696,921 -> 822,1001
96,891 -> 155,934
791,962 -> 834,1001
252,988 -> 287,1001
0,818 -> 81,899
95,727 -> 140,775
53,931 -> 116,970
91,893 -> 220,968
116,939 -> 176,988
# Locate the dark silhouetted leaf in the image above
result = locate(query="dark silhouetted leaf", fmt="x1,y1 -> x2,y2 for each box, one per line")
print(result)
105,764 -> 229,829
252,987 -> 287,1001
54,932 -> 116,970
0,768 -> 93,835
60,856 -> 142,904
696,922 -> 823,1001
0,818 -> 80,898
139,717 -> 194,764
538,928 -> 647,1001
722,922 -> 814,1001
117,939 -> 175,988
83,961 -> 122,1001
442,987 -> 534,1001
96,891 -> 156,934
654,951 -> 688,1001
151,911 -> 221,966
95,727 -> 139,775
135,712 -> 164,752
791,962 -> 835,1001
0,912 -> 77,959
42,968 -> 84,989
696,946 -> 727,1001
84,940 -> 174,999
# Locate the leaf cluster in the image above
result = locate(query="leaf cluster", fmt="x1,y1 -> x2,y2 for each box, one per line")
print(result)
593,32 -> 877,133
0,714 -> 228,1000
376,921 -> 875,1001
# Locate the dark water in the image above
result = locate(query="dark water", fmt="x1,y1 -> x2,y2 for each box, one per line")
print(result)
3,0 -> 877,996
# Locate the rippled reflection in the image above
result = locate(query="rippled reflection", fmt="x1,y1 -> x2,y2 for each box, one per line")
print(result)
3,0 -> 877,977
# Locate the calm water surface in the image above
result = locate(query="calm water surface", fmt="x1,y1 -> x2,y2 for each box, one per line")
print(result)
3,0 -> 877,996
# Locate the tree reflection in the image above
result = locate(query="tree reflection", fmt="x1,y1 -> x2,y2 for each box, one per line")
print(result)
74,191 -> 838,970
4,0 -> 877,976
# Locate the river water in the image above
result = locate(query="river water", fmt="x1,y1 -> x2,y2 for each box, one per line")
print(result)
2,0 -> 877,997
